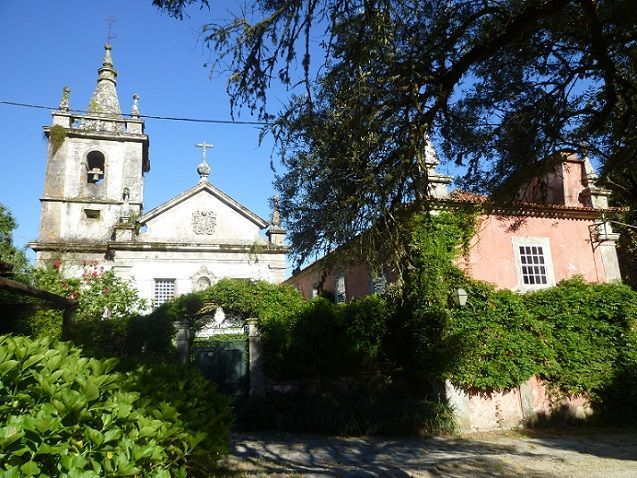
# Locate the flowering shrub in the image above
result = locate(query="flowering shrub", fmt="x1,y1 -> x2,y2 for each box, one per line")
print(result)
37,260 -> 148,323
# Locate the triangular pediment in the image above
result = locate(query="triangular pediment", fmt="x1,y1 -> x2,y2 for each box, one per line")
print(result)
137,181 -> 268,244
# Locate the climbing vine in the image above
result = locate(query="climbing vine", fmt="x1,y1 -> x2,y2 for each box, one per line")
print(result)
384,209 -> 479,391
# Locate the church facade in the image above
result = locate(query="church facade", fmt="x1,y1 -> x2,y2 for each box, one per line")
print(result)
29,45 -> 287,306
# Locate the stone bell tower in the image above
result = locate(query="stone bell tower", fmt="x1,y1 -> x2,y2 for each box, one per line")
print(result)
31,44 -> 150,264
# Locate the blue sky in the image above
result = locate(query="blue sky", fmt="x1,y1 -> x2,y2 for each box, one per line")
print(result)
0,1 -> 290,260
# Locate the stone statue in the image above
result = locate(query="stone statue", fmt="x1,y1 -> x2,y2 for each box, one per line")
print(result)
59,86 -> 70,112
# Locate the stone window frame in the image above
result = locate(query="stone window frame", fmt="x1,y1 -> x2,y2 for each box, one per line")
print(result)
512,236 -> 555,291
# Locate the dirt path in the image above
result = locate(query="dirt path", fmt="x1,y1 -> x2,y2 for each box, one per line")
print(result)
222,430 -> 637,477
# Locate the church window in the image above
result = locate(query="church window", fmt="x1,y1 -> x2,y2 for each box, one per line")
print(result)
84,209 -> 101,219
154,279 -> 175,307
87,151 -> 105,184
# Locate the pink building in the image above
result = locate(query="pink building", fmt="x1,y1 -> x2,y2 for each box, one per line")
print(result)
286,153 -> 623,299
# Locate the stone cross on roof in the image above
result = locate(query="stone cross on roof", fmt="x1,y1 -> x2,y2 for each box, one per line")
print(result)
195,142 -> 214,162
195,142 -> 214,182
106,16 -> 117,44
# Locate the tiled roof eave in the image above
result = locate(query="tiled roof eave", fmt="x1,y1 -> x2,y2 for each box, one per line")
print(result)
432,197 -> 627,219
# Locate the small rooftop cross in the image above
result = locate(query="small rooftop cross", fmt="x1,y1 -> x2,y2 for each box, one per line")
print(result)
195,142 -> 214,162
195,142 -> 214,182
106,16 -> 117,44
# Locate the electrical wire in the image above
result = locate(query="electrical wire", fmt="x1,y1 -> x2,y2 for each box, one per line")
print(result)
0,100 -> 270,126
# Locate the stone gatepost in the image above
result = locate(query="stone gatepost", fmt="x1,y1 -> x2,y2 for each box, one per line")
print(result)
246,318 -> 265,396
174,320 -> 190,366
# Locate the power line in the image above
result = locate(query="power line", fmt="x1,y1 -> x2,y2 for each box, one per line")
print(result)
0,100 -> 270,126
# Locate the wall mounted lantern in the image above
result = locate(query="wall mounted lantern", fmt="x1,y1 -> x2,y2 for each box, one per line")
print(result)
451,288 -> 468,307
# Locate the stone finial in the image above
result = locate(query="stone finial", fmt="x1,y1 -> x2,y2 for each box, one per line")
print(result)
58,86 -> 71,112
271,195 -> 281,227
424,134 -> 440,167
421,133 -> 452,198
131,94 -> 140,118
267,194 -> 286,245
197,159 -> 211,182
103,43 -> 114,67
86,44 -> 121,117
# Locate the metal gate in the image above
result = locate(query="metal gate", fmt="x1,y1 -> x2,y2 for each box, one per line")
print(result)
192,339 -> 248,397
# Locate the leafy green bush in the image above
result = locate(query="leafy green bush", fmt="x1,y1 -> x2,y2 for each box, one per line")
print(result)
153,279 -> 390,380
199,278 -> 307,322
0,335 -> 232,477
279,298 -> 345,377
125,363 -> 234,468
597,325 -> 637,423
341,294 -> 390,368
270,294 -> 390,379
439,278 -> 637,409
236,390 -> 454,437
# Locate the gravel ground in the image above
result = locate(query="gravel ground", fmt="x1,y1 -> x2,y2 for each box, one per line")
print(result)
221,429 -> 637,477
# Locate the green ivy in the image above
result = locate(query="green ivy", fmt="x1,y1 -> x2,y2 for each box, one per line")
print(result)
384,210 -> 478,390
443,278 -> 637,407
526,278 -> 637,398
448,281 -> 553,392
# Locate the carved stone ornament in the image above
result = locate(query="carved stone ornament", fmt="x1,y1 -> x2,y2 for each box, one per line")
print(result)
190,266 -> 216,290
196,307 -> 246,337
192,209 -> 217,235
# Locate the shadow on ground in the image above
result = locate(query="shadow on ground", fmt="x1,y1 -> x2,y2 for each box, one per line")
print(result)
225,432 -> 561,477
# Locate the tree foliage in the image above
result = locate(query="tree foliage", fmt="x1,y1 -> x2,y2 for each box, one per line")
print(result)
154,0 -> 637,266
0,203 -> 30,281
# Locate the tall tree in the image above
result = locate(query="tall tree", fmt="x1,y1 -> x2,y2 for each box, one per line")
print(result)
154,0 -> 637,269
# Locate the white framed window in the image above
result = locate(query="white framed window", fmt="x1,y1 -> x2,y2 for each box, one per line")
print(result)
154,279 -> 175,307
335,273 -> 346,304
512,237 -> 555,290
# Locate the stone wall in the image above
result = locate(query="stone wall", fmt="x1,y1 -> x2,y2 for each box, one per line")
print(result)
445,376 -> 592,432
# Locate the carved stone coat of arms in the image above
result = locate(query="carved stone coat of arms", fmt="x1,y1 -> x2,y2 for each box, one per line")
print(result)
192,209 -> 217,235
